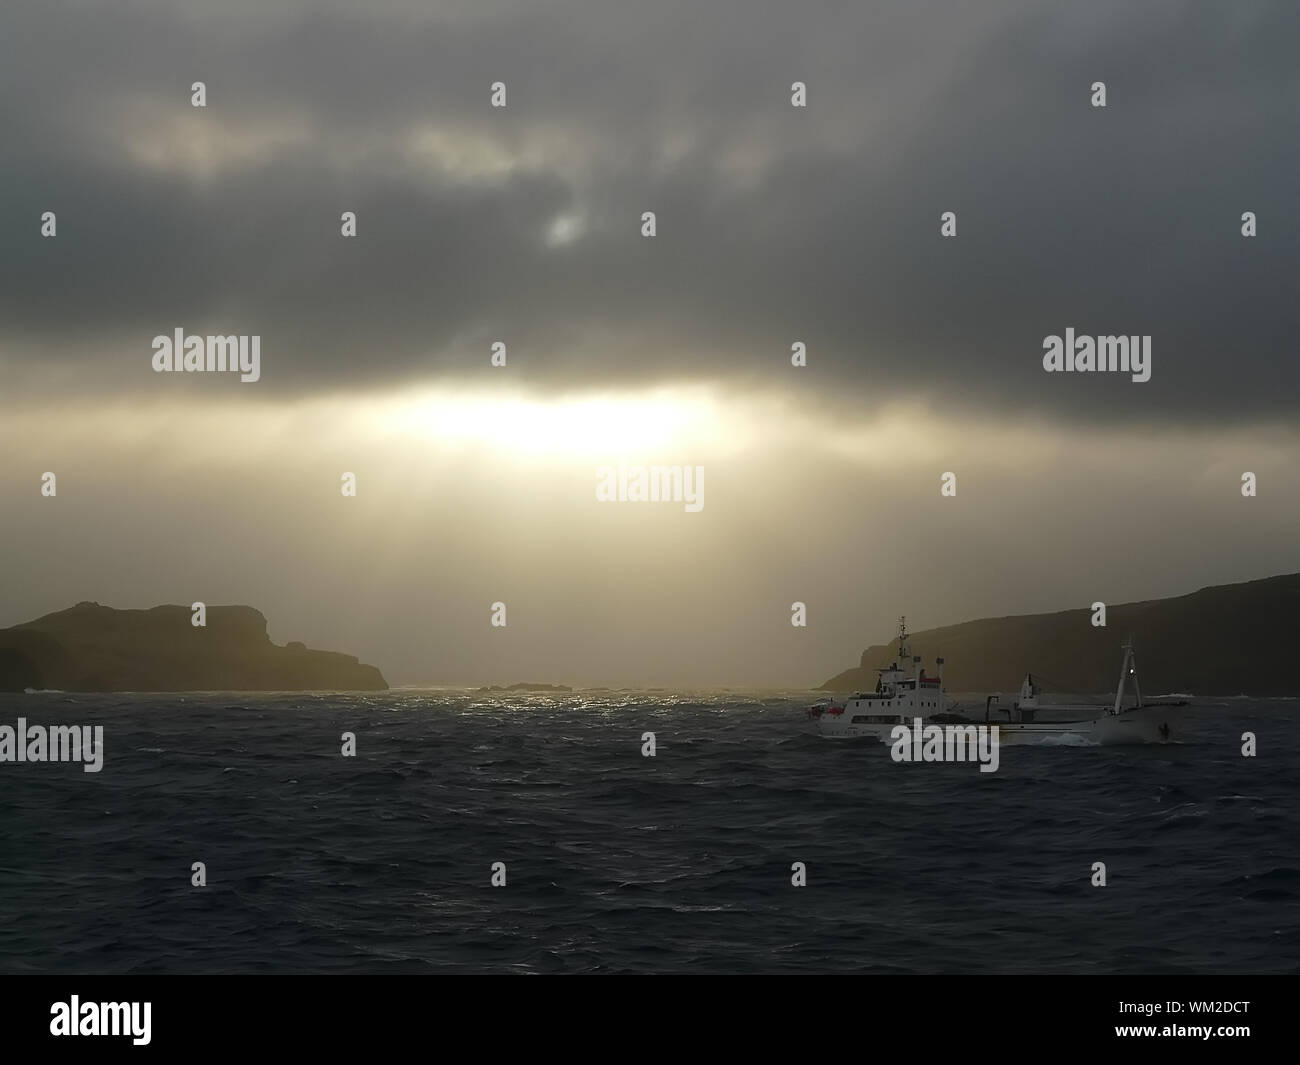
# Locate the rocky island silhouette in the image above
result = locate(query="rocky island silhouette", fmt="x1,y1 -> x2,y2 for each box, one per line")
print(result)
0,602 -> 386,692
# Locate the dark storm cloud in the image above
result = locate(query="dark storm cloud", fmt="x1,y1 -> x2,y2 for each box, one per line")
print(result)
1,0 -> 1297,423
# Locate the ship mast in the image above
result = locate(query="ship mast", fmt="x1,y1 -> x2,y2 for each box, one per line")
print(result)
1112,636 -> 1142,714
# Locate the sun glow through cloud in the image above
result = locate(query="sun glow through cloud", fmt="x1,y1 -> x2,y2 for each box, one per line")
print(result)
379,387 -> 731,459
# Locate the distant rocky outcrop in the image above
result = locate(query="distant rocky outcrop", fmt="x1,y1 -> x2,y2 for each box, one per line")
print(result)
0,602 -> 387,692
820,573 -> 1300,697
477,683 -> 573,693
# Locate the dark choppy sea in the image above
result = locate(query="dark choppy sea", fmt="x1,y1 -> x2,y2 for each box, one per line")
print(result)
1,692 -> 1296,974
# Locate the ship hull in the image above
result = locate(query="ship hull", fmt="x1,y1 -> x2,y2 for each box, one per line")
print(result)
817,704 -> 1181,745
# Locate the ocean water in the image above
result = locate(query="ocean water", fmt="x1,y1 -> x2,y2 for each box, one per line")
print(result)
0,691 -> 1296,974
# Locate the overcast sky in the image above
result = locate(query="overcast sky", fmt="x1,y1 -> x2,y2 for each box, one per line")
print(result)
2,0 -> 1297,687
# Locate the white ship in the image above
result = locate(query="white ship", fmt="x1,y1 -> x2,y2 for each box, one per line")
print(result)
812,618 -> 1185,744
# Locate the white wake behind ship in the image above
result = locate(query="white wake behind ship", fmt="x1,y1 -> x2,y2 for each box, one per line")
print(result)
811,618 -> 1186,744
